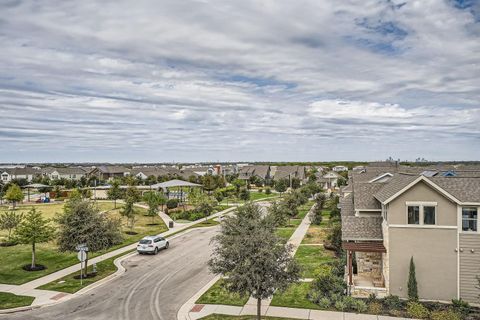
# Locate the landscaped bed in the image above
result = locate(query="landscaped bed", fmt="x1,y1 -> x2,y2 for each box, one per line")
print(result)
0,292 -> 35,310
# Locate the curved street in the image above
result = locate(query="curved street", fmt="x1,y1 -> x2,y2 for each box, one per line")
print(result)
1,227 -> 218,320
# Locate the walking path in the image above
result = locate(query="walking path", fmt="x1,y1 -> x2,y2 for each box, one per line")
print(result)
0,205 -> 236,309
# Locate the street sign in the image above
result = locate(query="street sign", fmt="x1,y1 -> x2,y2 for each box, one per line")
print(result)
77,250 -> 87,262
76,243 -> 89,252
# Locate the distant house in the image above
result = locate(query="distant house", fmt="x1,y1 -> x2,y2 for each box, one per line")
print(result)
272,166 -> 308,186
238,165 -> 271,185
88,166 -> 131,180
332,165 -> 348,172
0,167 -> 39,183
317,171 -> 340,190
42,167 -> 87,180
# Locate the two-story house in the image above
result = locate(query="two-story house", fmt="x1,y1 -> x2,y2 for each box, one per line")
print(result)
340,166 -> 480,304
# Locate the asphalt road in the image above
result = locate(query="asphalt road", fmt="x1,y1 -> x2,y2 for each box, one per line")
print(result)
2,227 -> 218,320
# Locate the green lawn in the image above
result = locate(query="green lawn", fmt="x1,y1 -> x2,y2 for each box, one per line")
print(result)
294,245 -> 334,278
275,227 -> 296,241
196,279 -> 249,306
200,316 -> 298,320
270,282 -> 319,310
37,251 -> 129,293
301,225 -> 329,245
249,192 -> 277,201
0,201 -> 168,285
296,201 -> 314,219
0,292 -> 35,310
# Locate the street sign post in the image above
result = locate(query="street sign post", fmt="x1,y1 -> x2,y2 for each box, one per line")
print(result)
76,245 -> 88,286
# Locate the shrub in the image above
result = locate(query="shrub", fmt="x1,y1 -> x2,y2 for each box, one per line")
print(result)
406,301 -> 429,319
166,199 -> 179,209
334,299 -> 347,311
318,297 -> 331,309
430,310 -> 461,320
452,298 -> 471,317
308,272 -> 346,303
309,205 -> 323,225
342,296 -> 356,311
352,300 -> 368,313
383,294 -> 402,310
265,188 -> 271,195
368,301 -> 383,315
258,188 -> 263,193
367,293 -> 377,304
389,309 -> 404,317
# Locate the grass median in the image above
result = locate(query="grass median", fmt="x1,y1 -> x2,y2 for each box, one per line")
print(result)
0,292 -> 35,310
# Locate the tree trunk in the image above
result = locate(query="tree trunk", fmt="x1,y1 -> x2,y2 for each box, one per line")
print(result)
257,298 -> 261,320
31,242 -> 36,269
114,199 -> 116,209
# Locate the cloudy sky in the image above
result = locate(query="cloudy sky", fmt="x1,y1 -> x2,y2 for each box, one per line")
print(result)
1,0 -> 479,163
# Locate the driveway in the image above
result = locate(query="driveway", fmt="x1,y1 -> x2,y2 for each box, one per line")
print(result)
1,227 -> 218,320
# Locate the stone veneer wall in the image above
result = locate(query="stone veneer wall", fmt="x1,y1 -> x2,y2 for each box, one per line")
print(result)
356,251 -> 382,276
382,220 -> 389,295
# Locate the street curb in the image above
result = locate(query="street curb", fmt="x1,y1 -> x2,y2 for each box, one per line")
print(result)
177,275 -> 221,320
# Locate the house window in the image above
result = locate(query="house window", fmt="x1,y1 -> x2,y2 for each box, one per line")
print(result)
407,206 -> 420,224
423,206 -> 436,225
462,207 -> 478,232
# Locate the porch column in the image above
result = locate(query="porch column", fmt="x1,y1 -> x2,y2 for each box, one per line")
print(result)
348,250 -> 353,286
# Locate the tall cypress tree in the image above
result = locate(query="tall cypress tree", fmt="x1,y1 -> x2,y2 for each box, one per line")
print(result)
408,256 -> 418,301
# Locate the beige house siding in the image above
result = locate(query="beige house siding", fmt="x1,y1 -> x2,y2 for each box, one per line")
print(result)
459,233 -> 480,304
387,181 -> 457,226
388,227 -> 458,301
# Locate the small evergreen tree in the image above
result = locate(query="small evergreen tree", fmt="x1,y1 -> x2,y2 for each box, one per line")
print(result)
408,256 -> 419,301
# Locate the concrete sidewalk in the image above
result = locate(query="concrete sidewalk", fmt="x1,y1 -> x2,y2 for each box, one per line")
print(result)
0,206 -> 236,309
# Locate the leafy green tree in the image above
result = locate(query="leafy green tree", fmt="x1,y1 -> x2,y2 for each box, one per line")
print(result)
408,257 -> 419,301
56,200 -> 123,275
5,184 -> 24,209
309,204 -> 323,225
208,203 -> 300,320
291,177 -> 301,189
326,223 -> 343,254
53,185 -> 62,199
268,201 -> 289,227
239,188 -> 250,201
107,180 -> 123,209
143,191 -> 162,224
0,211 -> 23,243
15,208 -> 55,269
274,178 -> 288,194
232,179 -> 246,193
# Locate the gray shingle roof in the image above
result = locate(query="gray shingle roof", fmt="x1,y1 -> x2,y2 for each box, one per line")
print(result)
428,177 -> 480,203
341,216 -> 383,241
340,193 -> 354,217
353,182 -> 385,210
373,174 -> 418,203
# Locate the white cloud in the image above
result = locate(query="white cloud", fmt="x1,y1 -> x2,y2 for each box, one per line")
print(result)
0,0 -> 479,162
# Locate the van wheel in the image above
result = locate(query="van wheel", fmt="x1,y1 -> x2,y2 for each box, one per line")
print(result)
165,242 -> 169,249
154,248 -> 158,255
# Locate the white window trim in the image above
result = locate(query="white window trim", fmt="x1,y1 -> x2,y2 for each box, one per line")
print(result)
405,202 -> 438,226
460,206 -> 479,234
